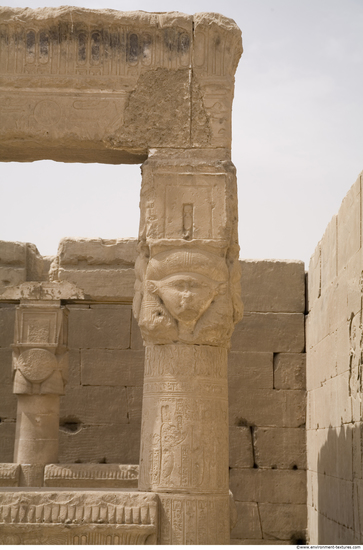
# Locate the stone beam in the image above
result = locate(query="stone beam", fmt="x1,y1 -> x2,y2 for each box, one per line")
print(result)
0,8 -> 242,163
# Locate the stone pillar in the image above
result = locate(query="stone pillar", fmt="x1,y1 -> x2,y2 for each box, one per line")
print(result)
12,299 -> 68,485
134,150 -> 243,544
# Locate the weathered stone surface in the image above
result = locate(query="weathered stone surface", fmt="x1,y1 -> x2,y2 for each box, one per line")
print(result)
68,305 -> 131,349
337,175 -> 361,274
44,464 -> 139,488
58,238 -> 138,266
259,503 -> 306,541
274,353 -> 306,390
229,469 -> 307,504
254,427 -> 306,470
0,423 -> 16,463
0,305 -> 15,348
0,490 -> 158,545
0,241 -> 47,292
231,312 -> 305,353
228,351 -> 273,389
0,8 -> 242,163
230,502 -> 262,539
0,464 -> 19,487
229,426 -> 254,468
81,349 -> 144,387
229,389 -> 305,428
240,259 -> 305,313
320,215 -> 337,292
59,424 -> 141,465
158,493 -> 230,544
60,386 -> 128,425
307,243 -> 321,311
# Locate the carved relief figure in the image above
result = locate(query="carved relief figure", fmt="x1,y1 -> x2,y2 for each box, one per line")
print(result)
135,248 -> 237,346
159,406 -> 187,486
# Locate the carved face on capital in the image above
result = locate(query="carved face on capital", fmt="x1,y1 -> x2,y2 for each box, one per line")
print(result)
152,273 -> 221,324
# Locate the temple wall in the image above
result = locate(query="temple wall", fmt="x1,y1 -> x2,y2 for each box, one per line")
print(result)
306,171 -> 363,544
0,238 -> 306,544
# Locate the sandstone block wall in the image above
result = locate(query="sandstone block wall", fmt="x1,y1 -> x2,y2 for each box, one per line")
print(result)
306,171 -> 363,544
0,239 -> 306,544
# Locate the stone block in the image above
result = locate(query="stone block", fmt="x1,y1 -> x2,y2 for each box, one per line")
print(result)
229,469 -> 306,504
44,464 -> 139,488
228,352 -> 273,389
240,259 -> 305,313
58,268 -> 135,302
58,238 -> 138,266
58,424 -> 141,464
230,502 -> 262,539
306,469 -> 318,509
0,489 -> 158,545
307,243 -> 321,311
273,353 -> 306,390
0,422 -> 16,462
254,427 -> 306,469
229,426 -> 254,468
320,215 -> 337,292
0,305 -> 15,348
317,472 -> 354,529
315,372 -> 351,428
126,386 -> 143,424
0,267 -> 26,289
0,240 -> 26,265
259,503 -> 307,541
60,386 -> 129,425
306,332 -> 337,391
337,174 -> 361,274
313,426 -> 353,481
0,463 -> 19,486
231,312 -> 305,353
317,511 -> 355,545
68,305 -> 131,349
229,389 -> 305,428
0,384 -> 16,419
81,349 -> 144,387
67,349 -> 81,388
0,348 -> 12,385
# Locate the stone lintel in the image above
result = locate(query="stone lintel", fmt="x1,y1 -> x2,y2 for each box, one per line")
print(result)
0,8 -> 242,162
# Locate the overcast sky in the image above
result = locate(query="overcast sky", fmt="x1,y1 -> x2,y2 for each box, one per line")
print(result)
1,0 -> 363,267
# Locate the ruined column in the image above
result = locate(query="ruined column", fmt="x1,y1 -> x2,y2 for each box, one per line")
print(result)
12,298 -> 68,485
134,150 -> 243,544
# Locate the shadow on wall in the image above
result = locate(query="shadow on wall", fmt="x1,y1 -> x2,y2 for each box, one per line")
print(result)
316,424 -> 363,544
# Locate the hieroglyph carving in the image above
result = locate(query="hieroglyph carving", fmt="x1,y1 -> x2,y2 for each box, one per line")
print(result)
139,345 -> 229,493
0,9 -> 242,162
158,493 -> 230,544
133,156 -> 243,348
12,301 -> 68,395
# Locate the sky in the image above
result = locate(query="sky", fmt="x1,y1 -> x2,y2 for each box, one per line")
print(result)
1,0 -> 363,267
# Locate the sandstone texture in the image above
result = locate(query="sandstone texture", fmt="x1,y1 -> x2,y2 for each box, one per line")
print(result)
0,6 -> 312,546
306,170 -> 363,544
0,7 -> 242,163
0,239 -> 307,544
